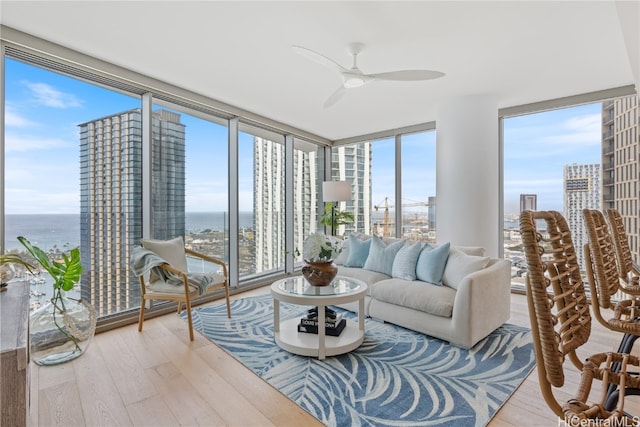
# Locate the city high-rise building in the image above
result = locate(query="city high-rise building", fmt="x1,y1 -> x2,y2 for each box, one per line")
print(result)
253,139 -> 372,273
331,143 -> 372,235
519,194 -> 537,212
563,163 -> 601,269
79,109 -> 185,316
254,137 -> 286,273
602,96 -> 639,264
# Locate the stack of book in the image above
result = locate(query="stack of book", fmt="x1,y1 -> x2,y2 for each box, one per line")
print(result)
297,306 -> 346,336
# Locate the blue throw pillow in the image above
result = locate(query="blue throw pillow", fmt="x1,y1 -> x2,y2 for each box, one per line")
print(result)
363,236 -> 405,276
415,242 -> 451,285
391,241 -> 422,281
343,235 -> 371,268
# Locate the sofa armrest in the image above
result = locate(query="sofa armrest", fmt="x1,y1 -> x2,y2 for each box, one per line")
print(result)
450,258 -> 512,348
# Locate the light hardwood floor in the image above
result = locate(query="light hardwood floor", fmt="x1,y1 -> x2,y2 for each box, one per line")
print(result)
31,288 -> 640,427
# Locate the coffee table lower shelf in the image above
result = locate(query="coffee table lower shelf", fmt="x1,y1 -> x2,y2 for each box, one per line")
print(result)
274,318 -> 364,358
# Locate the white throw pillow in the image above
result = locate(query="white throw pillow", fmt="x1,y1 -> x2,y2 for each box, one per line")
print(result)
141,236 -> 188,272
442,248 -> 490,289
452,246 -> 486,256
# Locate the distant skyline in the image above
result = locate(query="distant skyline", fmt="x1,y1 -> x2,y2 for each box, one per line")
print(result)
5,58 -> 602,216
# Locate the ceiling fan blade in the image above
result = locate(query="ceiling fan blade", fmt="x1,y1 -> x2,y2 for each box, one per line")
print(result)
369,70 -> 445,81
323,86 -> 347,109
292,45 -> 348,74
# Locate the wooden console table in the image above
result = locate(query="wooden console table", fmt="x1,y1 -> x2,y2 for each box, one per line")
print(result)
1,280 -> 30,427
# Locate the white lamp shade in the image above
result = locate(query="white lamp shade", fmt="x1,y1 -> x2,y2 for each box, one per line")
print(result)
323,181 -> 351,202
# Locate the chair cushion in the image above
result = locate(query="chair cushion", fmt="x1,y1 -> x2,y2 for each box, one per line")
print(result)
442,247 -> 490,290
147,280 -> 198,295
363,236 -> 404,276
141,236 -> 188,272
415,242 -> 450,285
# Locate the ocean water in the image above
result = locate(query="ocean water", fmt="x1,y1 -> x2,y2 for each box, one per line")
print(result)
4,214 -> 80,252
4,212 -> 254,252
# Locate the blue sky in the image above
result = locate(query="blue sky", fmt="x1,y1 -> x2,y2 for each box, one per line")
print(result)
4,58 -> 602,215
503,104 -> 602,213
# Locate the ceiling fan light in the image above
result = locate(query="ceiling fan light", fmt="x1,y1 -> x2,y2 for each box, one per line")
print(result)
343,75 -> 366,88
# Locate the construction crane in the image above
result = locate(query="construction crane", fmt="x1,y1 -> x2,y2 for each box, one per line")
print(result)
374,197 -> 430,237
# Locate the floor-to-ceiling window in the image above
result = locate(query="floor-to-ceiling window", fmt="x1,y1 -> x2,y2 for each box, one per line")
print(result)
331,131 -> 436,240
503,102 -> 604,289
4,57 -> 141,316
330,142 -> 371,235
401,131 -> 436,244
370,138 -> 396,237
151,101 -> 229,265
292,138 -> 321,265
2,50 -> 302,323
238,124 -> 286,277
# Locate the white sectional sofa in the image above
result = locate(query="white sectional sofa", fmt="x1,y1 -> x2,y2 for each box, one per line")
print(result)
333,234 -> 512,349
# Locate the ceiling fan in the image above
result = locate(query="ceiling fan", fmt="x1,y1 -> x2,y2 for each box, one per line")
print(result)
292,42 -> 445,108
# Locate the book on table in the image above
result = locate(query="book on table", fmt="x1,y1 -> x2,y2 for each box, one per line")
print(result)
301,312 -> 342,325
298,316 -> 346,336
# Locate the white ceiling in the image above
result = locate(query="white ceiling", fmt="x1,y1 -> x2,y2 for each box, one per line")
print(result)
1,1 -> 638,141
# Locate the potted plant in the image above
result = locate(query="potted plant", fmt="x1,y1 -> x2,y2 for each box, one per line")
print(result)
18,236 -> 96,366
321,203 -> 354,236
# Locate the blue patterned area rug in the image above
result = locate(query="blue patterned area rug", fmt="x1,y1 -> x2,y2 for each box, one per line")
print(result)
182,295 -> 535,427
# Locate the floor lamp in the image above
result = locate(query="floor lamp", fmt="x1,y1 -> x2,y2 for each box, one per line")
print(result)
322,180 -> 351,236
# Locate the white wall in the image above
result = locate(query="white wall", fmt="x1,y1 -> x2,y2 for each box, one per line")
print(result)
436,95 -> 499,257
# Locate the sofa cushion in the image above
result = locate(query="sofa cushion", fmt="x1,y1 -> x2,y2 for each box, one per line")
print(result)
443,248 -> 490,290
363,236 -> 404,276
344,234 -> 371,267
337,266 -> 389,290
415,242 -> 450,285
453,246 -> 486,256
370,278 -> 455,318
391,241 -> 422,281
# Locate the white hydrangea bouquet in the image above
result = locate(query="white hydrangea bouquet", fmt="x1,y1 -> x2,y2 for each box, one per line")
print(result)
302,233 -> 341,262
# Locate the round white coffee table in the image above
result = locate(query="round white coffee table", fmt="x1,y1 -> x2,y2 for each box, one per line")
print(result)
271,275 -> 367,360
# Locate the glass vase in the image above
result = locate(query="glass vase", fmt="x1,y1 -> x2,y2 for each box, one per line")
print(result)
0,263 -> 16,283
30,291 -> 97,366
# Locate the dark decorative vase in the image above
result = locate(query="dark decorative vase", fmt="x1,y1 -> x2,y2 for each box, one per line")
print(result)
302,260 -> 338,287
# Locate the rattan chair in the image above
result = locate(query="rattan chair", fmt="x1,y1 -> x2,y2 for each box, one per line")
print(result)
583,209 -> 640,350
606,208 -> 640,294
133,236 -> 231,341
520,210 -> 640,423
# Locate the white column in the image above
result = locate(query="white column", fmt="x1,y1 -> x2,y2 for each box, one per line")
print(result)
436,95 -> 499,257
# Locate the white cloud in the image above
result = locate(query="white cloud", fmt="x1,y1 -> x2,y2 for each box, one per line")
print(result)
4,157 -> 79,214
5,105 -> 36,127
26,82 -> 82,109
507,113 -> 602,150
563,113 -> 601,134
5,133 -> 74,153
